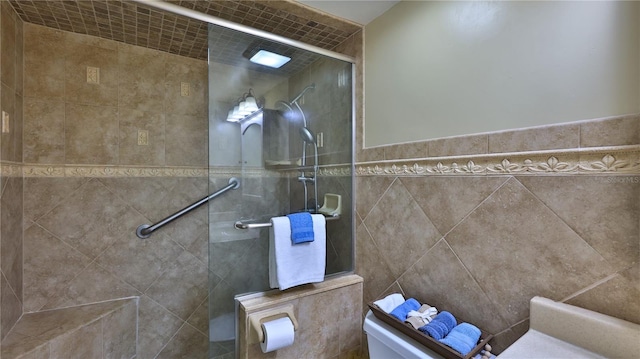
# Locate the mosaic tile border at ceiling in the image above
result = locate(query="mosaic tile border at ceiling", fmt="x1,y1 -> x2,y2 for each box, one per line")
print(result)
7,0 -> 361,72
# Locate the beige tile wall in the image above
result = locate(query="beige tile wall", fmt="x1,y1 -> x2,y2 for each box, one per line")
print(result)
0,0 -> 24,342
1,298 -> 137,359
237,275 -> 363,359
22,176 -> 211,358
355,165 -> 640,354
341,11 -> 638,353
19,23 -> 210,358
22,23 -> 207,167
366,114 -> 640,161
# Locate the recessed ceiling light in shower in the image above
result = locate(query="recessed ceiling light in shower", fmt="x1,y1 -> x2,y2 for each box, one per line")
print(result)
249,50 -> 291,68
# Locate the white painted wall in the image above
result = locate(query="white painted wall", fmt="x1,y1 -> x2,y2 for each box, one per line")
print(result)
364,1 -> 640,147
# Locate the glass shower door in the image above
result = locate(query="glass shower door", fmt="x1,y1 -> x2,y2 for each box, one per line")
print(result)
206,22 -> 354,359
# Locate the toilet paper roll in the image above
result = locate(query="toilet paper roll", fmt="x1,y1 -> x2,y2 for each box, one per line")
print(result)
260,317 -> 295,353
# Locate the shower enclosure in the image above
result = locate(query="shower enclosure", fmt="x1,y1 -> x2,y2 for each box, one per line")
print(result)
204,19 -> 355,359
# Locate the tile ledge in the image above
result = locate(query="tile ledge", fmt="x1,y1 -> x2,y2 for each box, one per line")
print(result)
237,273 -> 363,312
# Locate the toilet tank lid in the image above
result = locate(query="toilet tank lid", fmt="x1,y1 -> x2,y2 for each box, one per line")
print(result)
363,310 -> 444,359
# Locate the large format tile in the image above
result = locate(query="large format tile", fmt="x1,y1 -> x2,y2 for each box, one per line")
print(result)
566,263 -> 640,324
488,123 -> 580,152
338,283 -> 363,353
118,108 -> 165,165
580,115 -> 640,147
518,175 -> 640,271
1,83 -> 15,161
23,177 -> 88,222
355,176 -> 393,220
64,104 -> 119,164
118,81 -> 165,113
383,141 -> 427,160
145,251 -> 209,321
41,263 -> 141,310
65,39 -> 118,106
446,178 -> 615,325
165,113 -> 207,166
102,299 -> 138,359
1,3 -> 17,89
23,223 -> 92,312
355,223 -> 395,306
156,323 -> 208,359
118,43 -> 166,85
1,176 -> 23,299
49,319 -> 103,359
12,94 -> 24,162
428,133 -> 488,157
98,177 -> 180,221
23,98 -> 65,164
95,225 -> 184,292
23,24 -> 65,101
398,239 -> 509,335
164,54 -> 207,116
186,296 -> 209,336
363,179 -> 441,278
116,42 -> 165,115
217,239 -> 269,295
36,179 -> 139,259
1,274 -> 22,341
401,176 -> 508,235
15,13 -> 24,96
2,300 -> 135,359
137,295 -> 184,359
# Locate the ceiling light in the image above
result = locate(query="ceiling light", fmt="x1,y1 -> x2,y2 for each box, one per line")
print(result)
249,50 -> 291,68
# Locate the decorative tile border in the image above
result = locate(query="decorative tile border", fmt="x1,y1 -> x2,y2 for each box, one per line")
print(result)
0,162 -> 22,178
18,164 -> 208,178
5,146 -> 638,179
355,145 -> 640,176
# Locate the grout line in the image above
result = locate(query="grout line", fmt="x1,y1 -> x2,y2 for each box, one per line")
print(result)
513,176 -> 612,264
439,175 -> 511,239
358,176 -> 396,222
559,272 -> 619,303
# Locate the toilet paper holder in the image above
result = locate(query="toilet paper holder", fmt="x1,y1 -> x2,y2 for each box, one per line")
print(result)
248,304 -> 299,345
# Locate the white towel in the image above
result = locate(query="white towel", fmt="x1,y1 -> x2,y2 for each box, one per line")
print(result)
269,214 -> 326,290
373,293 -> 406,313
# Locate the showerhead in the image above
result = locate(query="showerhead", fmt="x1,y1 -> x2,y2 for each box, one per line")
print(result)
299,127 -> 315,144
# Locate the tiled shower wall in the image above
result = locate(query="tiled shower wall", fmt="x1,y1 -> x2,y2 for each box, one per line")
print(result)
0,0 -> 24,341
287,53 -> 354,274
355,116 -> 640,353
21,23 -> 211,357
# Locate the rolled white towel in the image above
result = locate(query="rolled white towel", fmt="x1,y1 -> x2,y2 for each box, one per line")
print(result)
373,293 -> 406,313
407,306 -> 438,323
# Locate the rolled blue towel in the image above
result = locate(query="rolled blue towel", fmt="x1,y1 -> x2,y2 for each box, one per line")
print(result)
434,311 -> 457,332
286,212 -> 314,244
389,298 -> 421,321
418,311 -> 458,340
419,320 -> 449,340
439,323 -> 481,356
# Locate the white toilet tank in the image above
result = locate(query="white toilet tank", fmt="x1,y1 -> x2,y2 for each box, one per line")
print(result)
363,310 -> 444,359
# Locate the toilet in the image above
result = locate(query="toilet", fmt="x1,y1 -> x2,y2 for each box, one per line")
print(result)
364,310 -> 444,359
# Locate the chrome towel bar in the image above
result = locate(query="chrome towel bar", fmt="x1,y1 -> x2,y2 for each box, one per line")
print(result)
136,177 -> 240,239
234,214 -> 340,230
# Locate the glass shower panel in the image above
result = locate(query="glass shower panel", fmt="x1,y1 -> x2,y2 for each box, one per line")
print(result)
207,22 -> 353,359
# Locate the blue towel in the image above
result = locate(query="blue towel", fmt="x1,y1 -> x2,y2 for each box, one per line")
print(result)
389,298 -> 421,321
439,323 -> 481,356
287,212 -> 314,244
419,320 -> 449,340
419,311 -> 457,340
